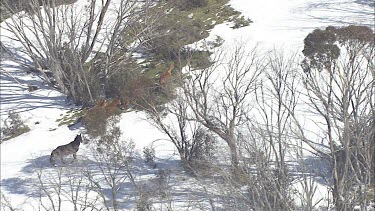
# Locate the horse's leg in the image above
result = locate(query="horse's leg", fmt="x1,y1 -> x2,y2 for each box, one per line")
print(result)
50,157 -> 56,167
50,153 -> 56,167
61,157 -> 66,164
71,153 -> 77,163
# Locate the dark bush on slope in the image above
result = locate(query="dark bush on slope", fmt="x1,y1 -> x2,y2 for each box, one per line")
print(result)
175,0 -> 209,10
1,111 -> 30,142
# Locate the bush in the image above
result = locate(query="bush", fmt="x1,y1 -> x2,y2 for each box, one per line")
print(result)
1,111 -> 30,142
103,58 -> 138,99
93,115 -> 135,162
189,128 -> 216,168
104,59 -> 163,110
136,187 -> 153,211
175,0 -> 208,10
122,75 -> 160,110
231,16 -> 252,29
83,108 -> 108,138
143,146 -> 156,164
154,169 -> 171,198
141,8 -> 208,61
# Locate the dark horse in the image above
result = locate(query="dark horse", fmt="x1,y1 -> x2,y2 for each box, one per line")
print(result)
50,134 -> 83,166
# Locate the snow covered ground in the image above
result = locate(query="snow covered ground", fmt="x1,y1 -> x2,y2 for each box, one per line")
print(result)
224,0 -> 373,50
1,0 -> 374,210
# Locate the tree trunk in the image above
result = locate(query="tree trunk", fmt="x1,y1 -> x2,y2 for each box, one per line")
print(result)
228,139 -> 240,175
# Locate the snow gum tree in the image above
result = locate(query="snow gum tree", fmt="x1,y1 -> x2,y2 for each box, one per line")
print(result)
301,25 -> 374,210
301,27 -> 340,73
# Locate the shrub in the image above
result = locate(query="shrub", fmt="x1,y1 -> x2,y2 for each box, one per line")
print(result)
231,16 -> 252,29
104,58 -> 163,110
136,188 -> 153,211
141,10 -> 208,61
122,75 -> 160,110
93,115 -> 135,162
83,108 -> 108,138
143,146 -> 156,164
1,111 -> 30,142
154,169 -> 171,198
175,0 -> 209,10
189,128 -> 216,168
104,58 -> 138,99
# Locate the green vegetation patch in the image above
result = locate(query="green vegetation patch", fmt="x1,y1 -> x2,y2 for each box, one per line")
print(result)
0,0 -> 77,22
133,0 -> 251,80
56,109 -> 86,126
1,111 -> 30,143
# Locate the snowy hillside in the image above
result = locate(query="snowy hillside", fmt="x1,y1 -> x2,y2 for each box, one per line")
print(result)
1,0 -> 374,210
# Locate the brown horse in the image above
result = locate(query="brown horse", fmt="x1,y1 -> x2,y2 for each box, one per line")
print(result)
50,134 -> 83,166
105,98 -> 122,114
120,95 -> 131,110
85,98 -> 122,120
98,99 -> 106,108
86,99 -> 106,114
159,64 -> 174,86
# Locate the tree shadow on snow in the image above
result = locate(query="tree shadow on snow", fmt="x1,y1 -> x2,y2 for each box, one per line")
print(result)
7,153 -> 138,209
355,0 -> 374,7
0,69 -> 67,117
1,49 -> 70,118
127,155 -> 221,210
295,1 -> 374,30
0,177 -> 40,197
1,150 -> 215,209
1,154 -> 90,196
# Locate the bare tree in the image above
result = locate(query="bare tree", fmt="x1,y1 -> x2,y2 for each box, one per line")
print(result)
210,49 -> 301,210
256,50 -> 299,177
60,168 -> 102,211
294,144 -> 325,211
247,49 -> 301,210
182,44 -> 265,174
1,191 -> 19,211
144,93 -> 216,173
85,116 -> 135,211
35,166 -> 103,211
36,167 -> 63,211
1,0 -> 156,105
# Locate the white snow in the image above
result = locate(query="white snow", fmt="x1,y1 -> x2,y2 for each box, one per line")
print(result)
1,0 -> 374,210
201,0 -> 374,52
